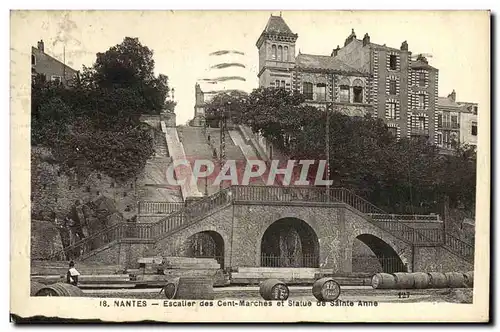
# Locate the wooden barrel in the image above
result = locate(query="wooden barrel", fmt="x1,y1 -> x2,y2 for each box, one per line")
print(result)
464,271 -> 474,288
175,276 -> 214,300
35,283 -> 84,297
411,272 -> 431,289
312,278 -> 341,301
371,273 -> 396,289
162,282 -> 178,299
393,273 -> 415,289
30,281 -> 45,296
445,272 -> 467,288
427,272 -> 448,288
259,279 -> 289,300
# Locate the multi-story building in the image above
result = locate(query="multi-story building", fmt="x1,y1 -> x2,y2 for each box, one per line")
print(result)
256,15 -> 440,141
436,90 -> 478,149
31,40 -> 78,86
256,15 -> 373,117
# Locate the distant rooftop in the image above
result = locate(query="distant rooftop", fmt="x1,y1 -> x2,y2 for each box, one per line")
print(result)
296,53 -> 364,74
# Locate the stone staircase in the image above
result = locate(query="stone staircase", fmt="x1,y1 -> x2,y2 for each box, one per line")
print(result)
49,185 -> 474,266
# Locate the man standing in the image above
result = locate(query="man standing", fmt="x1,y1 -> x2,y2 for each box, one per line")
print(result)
66,261 -> 81,287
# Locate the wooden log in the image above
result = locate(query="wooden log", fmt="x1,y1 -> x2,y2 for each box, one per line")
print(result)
371,273 -> 396,289
35,283 -> 84,297
411,272 -> 431,289
393,272 -> 415,289
312,278 -> 341,301
445,272 -> 467,288
427,272 -> 448,288
464,271 -> 474,288
175,276 -> 215,300
259,279 -> 290,300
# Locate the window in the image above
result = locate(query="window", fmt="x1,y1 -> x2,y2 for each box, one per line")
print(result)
417,116 -> 425,130
316,83 -> 326,101
31,54 -> 36,65
388,102 -> 396,119
281,80 -> 286,88
353,87 -> 363,103
389,55 -> 397,70
418,72 -> 426,86
271,45 -> 277,59
303,82 -> 313,100
451,115 -> 458,128
284,46 -> 289,61
51,75 -> 62,83
437,133 -> 443,145
388,127 -> 397,137
389,80 -> 397,95
473,106 -> 478,115
417,94 -> 425,109
339,85 -> 350,103
471,122 -> 477,136
275,80 -> 281,89
437,114 -> 443,127
278,46 -> 283,61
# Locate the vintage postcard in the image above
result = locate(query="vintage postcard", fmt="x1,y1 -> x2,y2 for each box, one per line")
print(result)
10,10 -> 490,323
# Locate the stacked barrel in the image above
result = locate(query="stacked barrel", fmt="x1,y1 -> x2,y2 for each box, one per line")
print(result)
372,271 -> 474,289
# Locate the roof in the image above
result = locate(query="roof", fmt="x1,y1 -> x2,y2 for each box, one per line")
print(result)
263,15 -> 295,35
296,53 -> 364,74
32,46 -> 78,73
437,97 -> 476,113
411,58 -> 437,70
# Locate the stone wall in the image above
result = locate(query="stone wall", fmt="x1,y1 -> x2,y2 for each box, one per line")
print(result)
413,246 -> 473,272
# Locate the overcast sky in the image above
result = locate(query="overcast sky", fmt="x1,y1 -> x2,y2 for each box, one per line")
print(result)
17,10 -> 489,124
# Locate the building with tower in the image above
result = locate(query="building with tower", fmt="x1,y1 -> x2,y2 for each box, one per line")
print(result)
256,14 -> 440,142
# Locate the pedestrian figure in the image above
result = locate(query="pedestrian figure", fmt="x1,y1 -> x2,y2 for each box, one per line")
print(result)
66,261 -> 81,287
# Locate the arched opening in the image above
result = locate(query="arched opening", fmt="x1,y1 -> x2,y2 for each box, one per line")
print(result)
260,217 -> 319,268
185,231 -> 225,268
352,234 -> 407,273
353,79 -> 364,103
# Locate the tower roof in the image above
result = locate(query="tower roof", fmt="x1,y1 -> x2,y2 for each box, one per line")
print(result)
256,14 -> 298,48
263,15 -> 295,35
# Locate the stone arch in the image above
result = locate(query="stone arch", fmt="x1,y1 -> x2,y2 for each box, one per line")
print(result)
185,230 -> 225,268
352,233 -> 407,273
259,217 -> 320,268
353,78 -> 364,87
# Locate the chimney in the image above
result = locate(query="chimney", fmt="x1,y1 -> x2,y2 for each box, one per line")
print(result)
344,29 -> 356,47
37,39 -> 44,52
331,45 -> 340,57
400,40 -> 408,51
448,90 -> 456,102
362,33 -> 370,47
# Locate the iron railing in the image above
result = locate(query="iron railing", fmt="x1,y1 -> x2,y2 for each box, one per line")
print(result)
138,201 -> 184,215
260,254 -> 319,268
444,233 -> 474,262
352,255 -> 408,274
48,185 -> 472,262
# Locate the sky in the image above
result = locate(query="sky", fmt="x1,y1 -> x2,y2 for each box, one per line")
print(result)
14,10 -> 490,125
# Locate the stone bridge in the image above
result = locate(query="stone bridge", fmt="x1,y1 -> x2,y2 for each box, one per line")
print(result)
71,186 -> 474,273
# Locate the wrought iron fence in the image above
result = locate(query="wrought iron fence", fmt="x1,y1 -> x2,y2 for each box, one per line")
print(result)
352,255 -> 408,274
445,233 -> 474,262
260,254 -> 319,268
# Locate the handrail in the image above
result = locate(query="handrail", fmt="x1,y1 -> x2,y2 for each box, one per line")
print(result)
46,185 -> 470,262
444,232 -> 474,262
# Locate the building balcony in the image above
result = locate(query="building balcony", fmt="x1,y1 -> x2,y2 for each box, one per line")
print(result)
439,122 -> 460,129
410,128 -> 429,136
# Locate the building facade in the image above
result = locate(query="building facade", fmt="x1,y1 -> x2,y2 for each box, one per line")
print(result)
436,90 -> 478,149
256,15 -> 440,141
256,16 -> 373,118
31,40 -> 78,86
